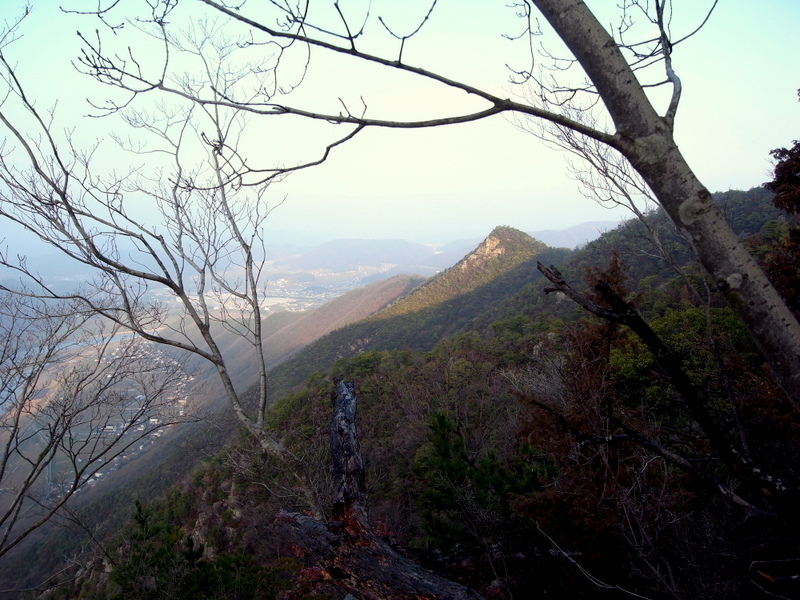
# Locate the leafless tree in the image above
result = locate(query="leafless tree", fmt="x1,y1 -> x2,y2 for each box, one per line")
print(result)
41,0 -> 798,407
0,292 -> 189,560
0,15 -> 324,517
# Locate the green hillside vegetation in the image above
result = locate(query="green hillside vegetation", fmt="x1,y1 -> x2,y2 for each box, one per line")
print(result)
377,226 -> 550,317
21,187 -> 800,599
269,227 -> 566,393
473,187 -> 785,333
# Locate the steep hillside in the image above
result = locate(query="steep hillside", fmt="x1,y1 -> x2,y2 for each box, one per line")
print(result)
269,227 -> 567,393
177,274 -> 424,397
472,187 -> 787,332
377,226 -> 548,318
257,274 -> 424,373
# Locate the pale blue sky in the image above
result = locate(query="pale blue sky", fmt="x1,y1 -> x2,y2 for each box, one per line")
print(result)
2,0 -> 798,245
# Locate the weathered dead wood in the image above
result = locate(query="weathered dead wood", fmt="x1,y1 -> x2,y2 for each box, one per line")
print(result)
267,380 -> 485,600
330,380 -> 369,528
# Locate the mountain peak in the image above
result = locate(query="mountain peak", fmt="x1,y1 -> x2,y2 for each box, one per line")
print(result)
457,226 -> 539,271
376,226 -> 548,318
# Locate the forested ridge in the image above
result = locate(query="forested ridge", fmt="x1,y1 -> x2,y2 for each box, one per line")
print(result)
267,227 -> 568,393
15,185 -> 800,599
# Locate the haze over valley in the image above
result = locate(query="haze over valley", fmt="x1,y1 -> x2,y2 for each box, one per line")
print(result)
3,221 -> 615,313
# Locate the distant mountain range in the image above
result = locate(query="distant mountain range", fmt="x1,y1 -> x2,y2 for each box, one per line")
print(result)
260,220 -> 618,279
527,220 -> 620,248
2,220 -> 617,293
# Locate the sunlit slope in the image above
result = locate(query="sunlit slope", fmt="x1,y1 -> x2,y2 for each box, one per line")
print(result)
269,227 -> 567,393
173,274 -> 425,399
375,226 -> 549,318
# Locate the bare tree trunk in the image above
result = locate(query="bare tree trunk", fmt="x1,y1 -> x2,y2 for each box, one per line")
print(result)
533,0 -> 800,407
636,146 -> 800,406
268,381 -> 485,600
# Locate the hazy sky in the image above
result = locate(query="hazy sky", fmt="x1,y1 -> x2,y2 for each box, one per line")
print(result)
3,0 -> 798,245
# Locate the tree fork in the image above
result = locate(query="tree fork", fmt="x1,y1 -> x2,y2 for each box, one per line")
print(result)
532,0 -> 800,407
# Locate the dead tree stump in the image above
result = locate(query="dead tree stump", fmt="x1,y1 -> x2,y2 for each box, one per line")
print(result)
268,380 -> 485,600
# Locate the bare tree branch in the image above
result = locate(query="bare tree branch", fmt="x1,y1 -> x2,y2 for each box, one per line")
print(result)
0,293 -> 192,559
